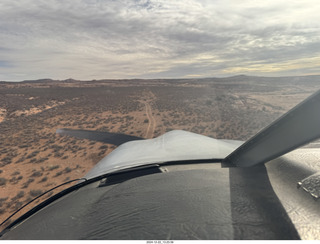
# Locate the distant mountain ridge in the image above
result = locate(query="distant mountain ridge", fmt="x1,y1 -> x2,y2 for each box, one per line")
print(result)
1,74 -> 319,83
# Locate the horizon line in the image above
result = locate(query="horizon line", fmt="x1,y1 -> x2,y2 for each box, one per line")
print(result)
1,73 -> 320,83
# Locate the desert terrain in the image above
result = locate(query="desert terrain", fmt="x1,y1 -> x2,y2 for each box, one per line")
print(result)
0,75 -> 319,228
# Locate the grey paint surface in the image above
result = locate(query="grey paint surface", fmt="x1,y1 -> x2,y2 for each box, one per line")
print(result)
85,130 -> 243,179
1,163 -> 300,240
2,167 -> 234,240
266,149 -> 320,240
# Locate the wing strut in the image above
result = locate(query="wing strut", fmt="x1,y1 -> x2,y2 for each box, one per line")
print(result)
222,89 -> 320,167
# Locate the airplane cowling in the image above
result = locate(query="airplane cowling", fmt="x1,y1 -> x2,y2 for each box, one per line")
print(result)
84,130 -> 243,179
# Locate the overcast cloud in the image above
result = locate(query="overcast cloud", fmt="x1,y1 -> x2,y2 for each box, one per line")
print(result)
0,0 -> 319,81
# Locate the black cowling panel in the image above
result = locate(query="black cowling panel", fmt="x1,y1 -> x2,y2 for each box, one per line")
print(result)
1,165 -> 299,240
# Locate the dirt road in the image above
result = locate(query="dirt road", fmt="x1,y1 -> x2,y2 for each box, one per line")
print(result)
143,101 -> 156,139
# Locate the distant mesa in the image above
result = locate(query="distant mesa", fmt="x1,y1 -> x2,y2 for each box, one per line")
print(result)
22,78 -> 55,83
63,78 -> 77,83
22,78 -> 78,83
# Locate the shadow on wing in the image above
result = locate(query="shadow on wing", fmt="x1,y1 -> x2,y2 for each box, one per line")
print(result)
56,128 -> 144,146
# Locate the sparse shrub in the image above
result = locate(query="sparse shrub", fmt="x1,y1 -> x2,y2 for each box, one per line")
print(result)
98,145 -> 107,150
0,197 -> 8,207
36,157 -> 48,163
11,171 -> 20,176
54,152 -> 64,158
12,201 -> 23,211
25,196 -> 33,202
51,144 -> 63,151
1,156 -> 12,166
0,177 -> 7,186
15,156 -> 26,164
30,171 -> 42,177
48,165 -> 60,171
9,176 -> 22,184
29,158 -> 37,163
39,176 -> 47,183
26,150 -> 40,159
29,189 -> 43,198
55,171 -> 62,177
144,119 -> 149,123
11,191 -> 25,201
63,167 -> 72,174
21,178 -> 34,189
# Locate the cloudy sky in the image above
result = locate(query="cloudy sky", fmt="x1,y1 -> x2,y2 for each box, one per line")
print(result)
0,0 -> 320,81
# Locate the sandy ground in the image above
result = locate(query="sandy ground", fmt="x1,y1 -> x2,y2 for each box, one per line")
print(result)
0,108 -> 6,123
0,89 -> 159,227
12,101 -> 65,117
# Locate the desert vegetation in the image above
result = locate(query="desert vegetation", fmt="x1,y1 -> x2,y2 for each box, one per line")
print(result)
0,76 -> 318,227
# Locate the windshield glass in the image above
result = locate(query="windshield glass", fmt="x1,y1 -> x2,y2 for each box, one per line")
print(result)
0,0 -> 319,233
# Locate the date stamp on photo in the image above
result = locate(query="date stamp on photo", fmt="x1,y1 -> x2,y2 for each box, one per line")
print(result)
147,241 -> 174,244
